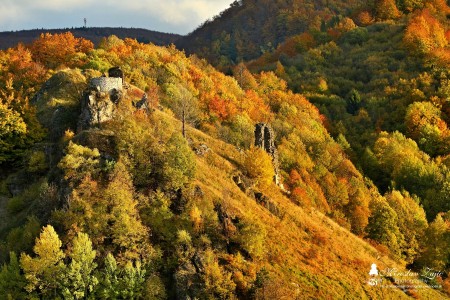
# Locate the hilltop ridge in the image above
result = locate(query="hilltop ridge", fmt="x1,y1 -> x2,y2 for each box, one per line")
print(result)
0,27 -> 180,49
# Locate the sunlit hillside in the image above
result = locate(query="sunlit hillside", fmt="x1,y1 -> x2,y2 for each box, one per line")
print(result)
0,30 -> 448,299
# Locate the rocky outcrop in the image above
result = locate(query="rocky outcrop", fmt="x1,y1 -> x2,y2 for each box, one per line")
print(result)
31,69 -> 87,139
78,67 -> 124,131
174,261 -> 199,299
232,173 -> 253,194
214,203 -> 239,240
133,93 -> 149,111
255,123 -> 281,186
193,143 -> 210,156
254,192 -> 284,218
78,88 -> 116,130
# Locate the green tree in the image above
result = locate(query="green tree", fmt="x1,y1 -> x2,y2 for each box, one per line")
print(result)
386,191 -> 427,263
4,216 -> 40,260
176,230 -> 194,262
346,89 -> 362,115
0,101 -> 27,164
20,225 -> 66,297
0,81 -> 46,166
366,198 -> 404,257
416,214 -> 450,270
96,253 -> 146,299
159,132 -> 196,191
119,260 -> 146,299
114,113 -> 161,188
143,274 -> 167,300
58,141 -> 100,184
221,114 -> 254,148
397,0 -> 424,12
61,232 -> 98,299
96,253 -> 121,299
0,252 -> 27,300
426,174 -> 450,221
141,190 -> 176,243
235,220 -> 267,259
372,131 -> 444,220
405,101 -> 448,156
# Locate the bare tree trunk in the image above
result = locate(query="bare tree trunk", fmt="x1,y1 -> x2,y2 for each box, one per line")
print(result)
182,108 -> 186,138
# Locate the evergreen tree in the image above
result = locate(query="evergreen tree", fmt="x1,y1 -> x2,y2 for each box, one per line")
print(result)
346,89 -> 362,115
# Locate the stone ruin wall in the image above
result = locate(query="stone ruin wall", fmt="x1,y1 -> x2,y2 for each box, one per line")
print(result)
90,77 -> 123,93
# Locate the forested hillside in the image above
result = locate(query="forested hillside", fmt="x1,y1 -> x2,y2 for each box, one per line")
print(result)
177,0 -> 366,67
179,0 -> 450,286
240,0 -> 450,224
0,0 -> 449,297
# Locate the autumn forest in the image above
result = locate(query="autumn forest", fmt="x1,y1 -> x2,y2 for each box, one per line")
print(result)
0,0 -> 449,299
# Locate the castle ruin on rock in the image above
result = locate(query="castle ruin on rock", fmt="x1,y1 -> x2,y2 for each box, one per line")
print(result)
255,123 -> 281,186
78,67 -> 124,131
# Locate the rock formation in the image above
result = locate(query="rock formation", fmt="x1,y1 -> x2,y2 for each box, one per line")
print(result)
255,123 -> 281,186
133,93 -> 149,111
78,67 -> 124,131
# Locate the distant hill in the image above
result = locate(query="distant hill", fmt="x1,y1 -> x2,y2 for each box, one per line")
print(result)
0,27 -> 181,49
176,0 -> 366,66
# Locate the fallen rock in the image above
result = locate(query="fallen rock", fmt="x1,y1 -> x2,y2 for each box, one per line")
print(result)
193,143 -> 210,156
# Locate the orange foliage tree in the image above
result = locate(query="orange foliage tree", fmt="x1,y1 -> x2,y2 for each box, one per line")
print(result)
276,32 -> 315,57
404,9 -> 448,56
30,32 -> 93,69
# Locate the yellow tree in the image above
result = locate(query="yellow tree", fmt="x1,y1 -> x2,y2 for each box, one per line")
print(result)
375,0 -> 401,20
104,162 -> 152,263
416,214 -> 450,270
386,191 -> 428,263
243,146 -> 275,188
20,225 -> 66,296
0,101 -> 27,163
405,101 -> 448,155
58,141 -> 100,184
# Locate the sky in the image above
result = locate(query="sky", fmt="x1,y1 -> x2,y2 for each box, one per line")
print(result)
0,0 -> 235,35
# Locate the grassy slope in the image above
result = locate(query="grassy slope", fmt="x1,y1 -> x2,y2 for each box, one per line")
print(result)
155,110 -> 447,299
